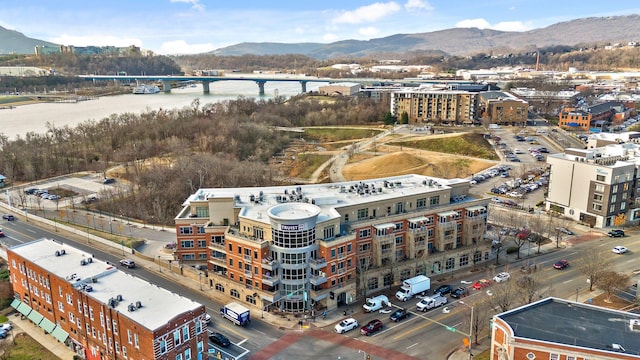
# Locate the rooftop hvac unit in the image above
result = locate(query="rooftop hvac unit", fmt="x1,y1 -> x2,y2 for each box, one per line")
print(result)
128,304 -> 136,312
135,301 -> 143,308
80,259 -> 88,266
91,277 -> 97,283
116,294 -> 123,301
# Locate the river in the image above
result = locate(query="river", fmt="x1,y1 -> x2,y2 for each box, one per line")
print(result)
0,80 -> 320,140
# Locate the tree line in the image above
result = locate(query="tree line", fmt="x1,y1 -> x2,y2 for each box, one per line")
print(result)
0,95 -> 388,224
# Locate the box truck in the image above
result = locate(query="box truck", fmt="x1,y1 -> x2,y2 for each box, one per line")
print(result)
416,294 -> 448,311
220,302 -> 250,326
395,275 -> 431,301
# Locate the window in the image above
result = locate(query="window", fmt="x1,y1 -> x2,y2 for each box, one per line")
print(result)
127,329 -> 132,344
230,289 -> 240,298
611,194 -> 617,203
367,277 -> 378,290
185,348 -> 192,360
198,240 -> 207,248
122,346 -> 127,358
394,222 -> 403,231
383,273 -> 393,287
182,325 -> 189,341
57,301 -> 65,312
612,184 -> 618,192
215,284 -> 225,292
429,196 -> 440,206
179,226 -> 193,235
359,229 -> 371,238
594,184 -> 605,192
246,295 -> 256,304
195,319 -> 202,334
174,330 -> 181,346
596,174 -> 605,182
549,354 -> 559,360
416,197 -> 427,209
359,243 -> 371,252
395,236 -> 403,245
357,208 -> 369,220
459,254 -> 469,267
621,202 -> 626,210
181,240 -> 194,248
197,341 -> 204,355
593,193 -> 603,201
197,226 -> 205,234
160,340 -> 167,354
176,354 -> 183,360
347,244 -> 352,252
609,204 -> 615,213
445,257 -> 455,270
66,294 -> 73,305
323,226 -> 335,239
69,313 -> 75,324
592,203 -> 602,211
331,249 -> 336,258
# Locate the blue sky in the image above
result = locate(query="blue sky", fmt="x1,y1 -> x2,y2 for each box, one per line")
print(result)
1,0 -> 639,55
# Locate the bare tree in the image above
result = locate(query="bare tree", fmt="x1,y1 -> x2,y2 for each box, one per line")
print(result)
460,297 -> 492,345
513,271 -> 549,305
595,271 -> 631,303
527,213 -> 549,254
486,278 -> 520,313
576,248 -> 613,291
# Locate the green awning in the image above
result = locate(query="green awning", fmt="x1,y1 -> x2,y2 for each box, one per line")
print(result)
39,317 -> 56,334
27,310 -> 44,324
51,327 -> 69,343
10,298 -> 20,309
16,302 -> 32,316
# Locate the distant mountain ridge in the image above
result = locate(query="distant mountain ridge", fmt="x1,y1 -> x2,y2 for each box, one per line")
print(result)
0,26 -> 59,54
211,14 -> 640,59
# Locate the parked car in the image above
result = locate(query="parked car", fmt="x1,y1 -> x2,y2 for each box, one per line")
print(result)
334,318 -> 359,333
450,287 -> 469,299
103,178 -> 116,185
0,329 -> 7,339
555,227 -> 574,235
472,279 -> 491,290
24,188 -> 37,195
2,214 -> 15,221
433,284 -> 453,295
613,246 -> 628,254
493,272 -> 511,283
608,229 -> 625,238
119,259 -> 135,268
360,319 -> 383,336
0,323 -> 12,332
0,228 -> 4,237
389,309 -> 410,322
209,332 -> 231,347
553,259 -> 569,270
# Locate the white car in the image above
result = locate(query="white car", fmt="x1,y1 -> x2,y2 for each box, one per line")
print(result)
334,318 -> 358,334
493,272 -> 511,283
613,246 -> 628,254
0,323 -> 12,331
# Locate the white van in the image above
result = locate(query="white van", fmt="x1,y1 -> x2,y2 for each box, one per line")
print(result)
362,295 -> 389,313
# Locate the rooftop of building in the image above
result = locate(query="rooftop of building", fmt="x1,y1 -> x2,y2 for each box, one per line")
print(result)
179,174 -> 484,225
497,297 -> 640,356
9,238 -> 203,331
548,139 -> 640,169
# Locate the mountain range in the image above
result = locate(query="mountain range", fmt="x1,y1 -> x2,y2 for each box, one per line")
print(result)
2,14 -> 640,59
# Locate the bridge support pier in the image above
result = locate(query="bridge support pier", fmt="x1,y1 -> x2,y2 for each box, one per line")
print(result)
202,81 -> 210,94
300,80 -> 308,93
162,80 -> 172,93
256,80 -> 266,96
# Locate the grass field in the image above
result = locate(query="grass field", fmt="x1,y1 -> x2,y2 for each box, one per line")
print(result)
289,154 -> 333,179
390,133 -> 499,160
303,127 -> 384,142
2,333 -> 59,360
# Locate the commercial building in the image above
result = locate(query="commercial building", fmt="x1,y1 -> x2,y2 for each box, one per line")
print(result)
477,91 -> 529,126
390,88 -> 477,124
7,238 -> 207,360
559,108 -> 592,131
546,142 -> 640,228
491,297 -> 640,360
318,82 -> 362,96
173,174 -> 490,313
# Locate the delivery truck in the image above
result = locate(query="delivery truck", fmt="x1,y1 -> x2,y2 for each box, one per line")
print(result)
416,294 -> 448,311
220,302 -> 250,326
395,275 -> 431,301
362,295 -> 390,313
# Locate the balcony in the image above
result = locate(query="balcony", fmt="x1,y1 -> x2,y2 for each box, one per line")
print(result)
262,274 -> 280,286
260,288 -> 284,303
262,259 -> 279,271
309,258 -> 326,270
310,274 -> 328,286
210,256 -> 227,266
244,255 -> 252,263
244,270 -> 253,279
210,242 -> 226,251
373,234 -> 394,247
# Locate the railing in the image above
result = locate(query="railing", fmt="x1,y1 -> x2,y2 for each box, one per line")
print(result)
244,270 -> 253,278
244,255 -> 252,262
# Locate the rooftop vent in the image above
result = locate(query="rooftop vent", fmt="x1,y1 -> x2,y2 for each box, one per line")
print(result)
54,249 -> 66,256
135,301 -> 143,308
127,303 -> 136,312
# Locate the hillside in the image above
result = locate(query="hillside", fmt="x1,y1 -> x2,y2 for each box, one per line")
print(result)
0,26 -> 58,54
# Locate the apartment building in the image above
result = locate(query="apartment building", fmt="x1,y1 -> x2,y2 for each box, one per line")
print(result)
477,91 -> 529,126
173,174 -> 490,313
390,88 -> 477,124
546,143 -> 640,228
491,297 -> 640,360
7,238 -> 207,360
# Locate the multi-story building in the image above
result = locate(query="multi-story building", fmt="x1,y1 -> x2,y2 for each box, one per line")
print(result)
491,297 -> 640,360
477,91 -> 529,126
546,143 -> 640,228
7,238 -> 207,360
174,174 -> 490,313
390,88 -> 477,124
558,107 -> 592,131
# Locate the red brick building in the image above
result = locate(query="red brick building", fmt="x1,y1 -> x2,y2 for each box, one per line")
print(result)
491,297 -> 640,360
8,238 -> 207,360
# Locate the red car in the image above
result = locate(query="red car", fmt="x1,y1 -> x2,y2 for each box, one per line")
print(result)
553,259 -> 569,270
360,319 -> 383,336
472,279 -> 491,290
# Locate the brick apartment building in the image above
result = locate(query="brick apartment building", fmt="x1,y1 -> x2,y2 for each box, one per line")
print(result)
390,88 -> 477,124
491,297 -> 640,360
7,238 -> 207,360
173,174 -> 491,313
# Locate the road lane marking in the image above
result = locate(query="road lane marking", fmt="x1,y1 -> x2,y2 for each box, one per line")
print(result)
237,339 -> 248,345
406,343 -> 418,349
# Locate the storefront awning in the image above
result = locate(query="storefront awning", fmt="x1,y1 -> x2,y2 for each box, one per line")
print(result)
39,317 -> 56,334
10,298 -> 20,309
27,310 -> 44,324
51,326 -> 69,343
16,302 -> 32,316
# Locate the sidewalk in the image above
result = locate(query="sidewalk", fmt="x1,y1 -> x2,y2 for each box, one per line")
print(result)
6,312 -> 77,359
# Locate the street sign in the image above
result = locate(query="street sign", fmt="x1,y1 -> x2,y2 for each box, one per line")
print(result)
445,326 -> 456,332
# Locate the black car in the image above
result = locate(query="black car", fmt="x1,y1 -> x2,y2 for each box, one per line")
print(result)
2,214 -> 15,221
103,178 -> 116,184
434,284 -> 452,295
450,287 -> 469,299
389,309 -> 410,322
608,229 -> 625,238
209,332 -> 231,347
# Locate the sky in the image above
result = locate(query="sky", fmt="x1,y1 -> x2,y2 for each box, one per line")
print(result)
1,0 -> 640,55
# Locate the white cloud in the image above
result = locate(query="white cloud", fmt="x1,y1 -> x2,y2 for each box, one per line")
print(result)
169,0 -> 204,11
455,18 -> 491,29
404,0 -> 433,12
492,21 -> 530,32
322,33 -> 339,42
359,26 -> 380,37
294,27 -> 305,34
51,34 -> 143,47
455,18 -> 530,32
158,40 -> 215,54
333,2 -> 401,24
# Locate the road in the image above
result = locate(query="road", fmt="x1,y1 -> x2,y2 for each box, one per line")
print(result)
0,218 -> 284,359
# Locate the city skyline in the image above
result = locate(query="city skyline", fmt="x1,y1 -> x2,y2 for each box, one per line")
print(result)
1,1 -> 639,55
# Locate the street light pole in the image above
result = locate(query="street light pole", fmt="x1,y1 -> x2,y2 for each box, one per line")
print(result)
459,301 -> 474,359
